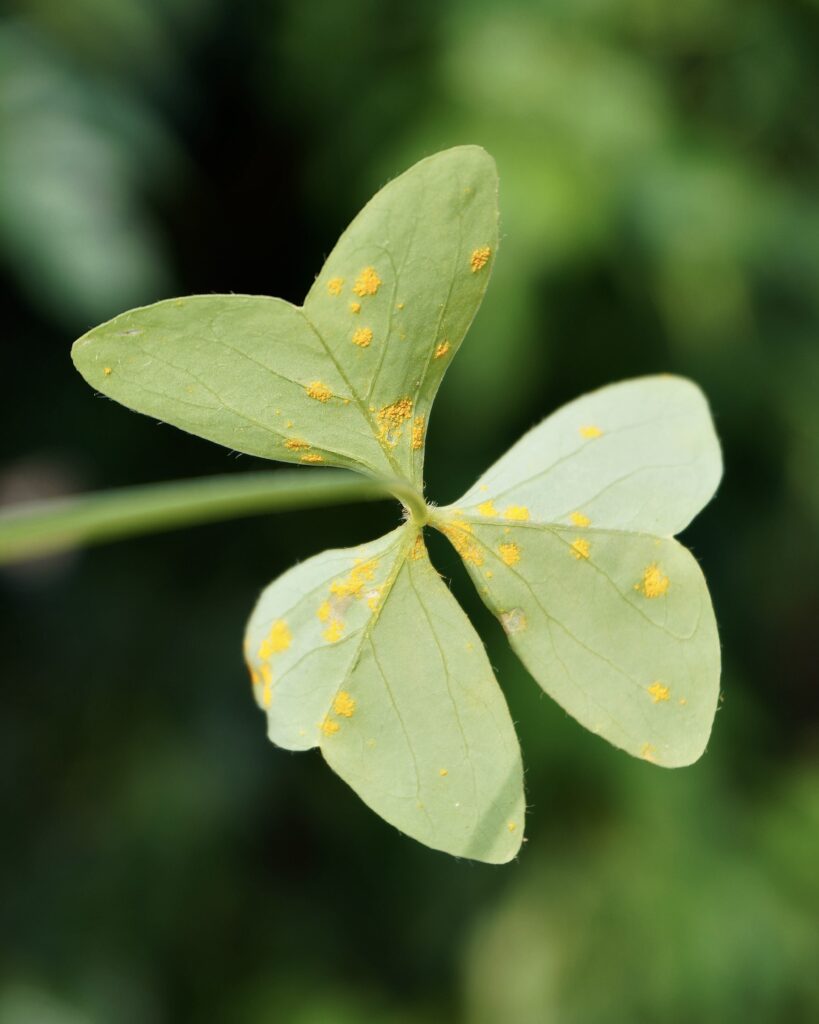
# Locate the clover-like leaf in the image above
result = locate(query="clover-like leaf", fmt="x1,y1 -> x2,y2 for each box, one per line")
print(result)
432,376 -> 722,767
244,525 -> 524,863
71,145 -> 498,485
68,144 -> 724,861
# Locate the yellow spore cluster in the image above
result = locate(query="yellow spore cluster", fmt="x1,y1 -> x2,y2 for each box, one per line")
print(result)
332,691 -> 356,718
258,664 -> 274,708
323,619 -> 344,643
353,266 -> 382,296
636,563 -> 670,598
570,511 -> 591,527
477,500 -> 497,517
377,397 -> 413,446
320,717 -> 340,736
441,517 -> 483,566
470,246 -> 491,272
306,381 -> 333,402
285,438 -> 310,450
300,453 -> 324,463
327,277 -> 344,296
409,534 -> 426,560
647,682 -> 671,703
349,301 -> 361,314
571,539 -> 590,560
434,340 -> 451,359
352,327 -> 373,348
580,424 -> 603,439
330,558 -> 379,598
503,505 -> 529,521
498,542 -> 520,566
258,620 -> 291,659
411,416 -> 425,451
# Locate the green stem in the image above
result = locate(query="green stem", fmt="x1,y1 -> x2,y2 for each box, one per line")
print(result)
0,469 -> 414,565
388,479 -> 429,525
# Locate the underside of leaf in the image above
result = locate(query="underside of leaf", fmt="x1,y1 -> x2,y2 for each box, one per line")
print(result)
244,523 -> 525,863
434,375 -> 723,767
71,145 -> 499,487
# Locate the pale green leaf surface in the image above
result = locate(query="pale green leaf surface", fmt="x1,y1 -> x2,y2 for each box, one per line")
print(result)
436,518 -> 719,766
71,295 -> 395,477
303,145 -> 499,486
435,375 -> 722,766
71,146 -> 498,485
455,376 -> 721,536
244,524 -> 524,863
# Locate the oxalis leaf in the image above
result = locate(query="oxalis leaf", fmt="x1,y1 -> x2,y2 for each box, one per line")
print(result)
431,376 -> 722,768
71,145 -> 498,486
71,146 -> 723,862
244,526 -> 524,863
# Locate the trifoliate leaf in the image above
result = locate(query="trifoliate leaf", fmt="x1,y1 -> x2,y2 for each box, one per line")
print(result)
70,145 -> 498,486
244,524 -> 524,863
433,375 -> 722,767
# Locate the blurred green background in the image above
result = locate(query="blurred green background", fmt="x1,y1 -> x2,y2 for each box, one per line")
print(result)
2,1 -> 818,1021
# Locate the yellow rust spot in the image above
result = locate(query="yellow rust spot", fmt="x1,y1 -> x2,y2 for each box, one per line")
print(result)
411,415 -> 425,451
396,302 -> 405,310
326,277 -> 344,296
648,682 -> 671,703
330,558 -> 379,598
641,743 -> 657,762
349,301 -> 361,314
570,538 -> 590,560
470,246 -> 491,272
570,511 -> 591,527
306,381 -> 333,402
580,424 -> 603,439
352,326 -> 373,348
352,266 -> 382,296
434,340 -> 451,359
320,717 -> 340,736
440,517 -> 483,566
317,601 -> 331,622
285,438 -> 311,450
300,453 -> 324,463
333,690 -> 356,718
103,366 -> 112,376
507,821 -> 517,833
409,534 -> 426,560
439,768 -> 448,777
477,500 -> 497,517
377,397 -> 413,446
258,620 -> 291,659
635,563 -> 670,599
499,542 -> 520,566
679,697 -> 688,706
323,619 -> 344,643
260,662 -> 273,708
503,505 -> 530,521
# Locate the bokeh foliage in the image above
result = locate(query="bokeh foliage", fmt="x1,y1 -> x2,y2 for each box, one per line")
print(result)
1,1 -> 817,1021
